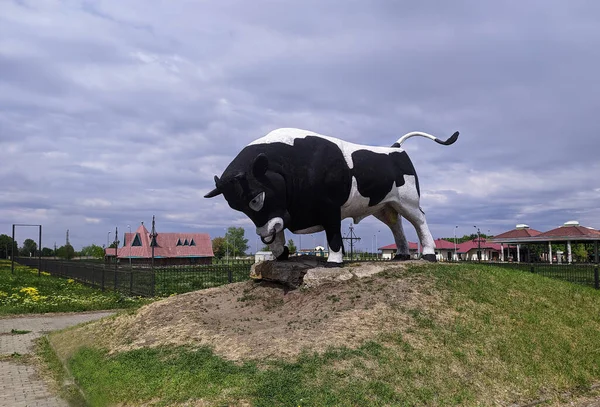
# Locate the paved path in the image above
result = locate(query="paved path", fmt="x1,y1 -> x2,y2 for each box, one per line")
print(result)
0,311 -> 116,407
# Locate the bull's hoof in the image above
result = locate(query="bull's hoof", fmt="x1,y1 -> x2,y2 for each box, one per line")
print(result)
422,254 -> 437,262
276,246 -> 289,261
392,254 -> 412,261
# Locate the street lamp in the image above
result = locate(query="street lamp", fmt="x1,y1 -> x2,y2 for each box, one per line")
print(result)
107,231 -> 111,252
474,225 -> 481,262
454,226 -> 458,261
127,225 -> 132,269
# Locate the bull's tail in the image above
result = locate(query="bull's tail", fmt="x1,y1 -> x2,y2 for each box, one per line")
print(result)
391,131 -> 459,148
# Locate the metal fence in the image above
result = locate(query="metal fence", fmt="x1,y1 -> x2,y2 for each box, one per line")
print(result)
15,258 -> 252,297
485,262 -> 600,290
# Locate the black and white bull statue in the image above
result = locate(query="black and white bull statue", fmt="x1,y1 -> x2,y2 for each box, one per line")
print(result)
205,128 -> 458,264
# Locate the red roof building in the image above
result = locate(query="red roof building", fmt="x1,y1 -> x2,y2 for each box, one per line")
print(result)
491,221 -> 600,264
379,239 -> 458,261
105,223 -> 214,266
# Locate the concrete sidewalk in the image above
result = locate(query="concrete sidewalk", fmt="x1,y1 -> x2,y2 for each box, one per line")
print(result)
0,311 -> 116,407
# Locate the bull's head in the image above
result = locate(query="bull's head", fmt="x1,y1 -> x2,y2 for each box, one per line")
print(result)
204,153 -> 289,244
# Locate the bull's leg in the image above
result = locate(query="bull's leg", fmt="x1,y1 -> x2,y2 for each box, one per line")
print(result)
373,206 -> 411,260
393,202 -> 436,262
269,230 -> 289,261
323,211 -> 344,265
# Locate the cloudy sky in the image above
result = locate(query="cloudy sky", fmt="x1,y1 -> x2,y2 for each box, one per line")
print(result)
2,0 -> 599,253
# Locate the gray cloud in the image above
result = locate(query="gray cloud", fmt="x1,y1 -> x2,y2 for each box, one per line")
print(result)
1,0 -> 599,252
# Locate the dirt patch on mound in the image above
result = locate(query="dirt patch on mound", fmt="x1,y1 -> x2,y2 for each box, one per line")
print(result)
54,263 -> 444,362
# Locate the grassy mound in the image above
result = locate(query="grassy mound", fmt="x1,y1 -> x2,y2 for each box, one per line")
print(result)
48,263 -> 600,406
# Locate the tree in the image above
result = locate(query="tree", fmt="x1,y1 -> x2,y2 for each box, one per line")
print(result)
0,234 -> 18,259
224,227 -> 249,257
41,247 -> 54,257
20,238 -> 37,257
80,244 -> 105,259
56,244 -> 75,260
287,239 -> 297,255
572,243 -> 588,262
212,237 -> 226,259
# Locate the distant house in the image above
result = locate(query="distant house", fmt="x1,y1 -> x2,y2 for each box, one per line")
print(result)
255,251 -> 274,262
105,223 -> 214,266
456,238 -> 503,261
379,239 -> 457,261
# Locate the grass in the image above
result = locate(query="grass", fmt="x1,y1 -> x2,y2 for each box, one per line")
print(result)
154,264 -> 250,296
36,337 -> 88,407
0,260 -> 152,315
51,263 -> 600,406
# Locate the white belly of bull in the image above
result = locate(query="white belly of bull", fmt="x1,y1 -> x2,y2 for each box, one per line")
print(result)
341,175 -> 418,223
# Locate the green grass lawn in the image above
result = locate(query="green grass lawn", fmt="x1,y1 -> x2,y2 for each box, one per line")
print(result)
48,263 -> 600,406
0,260 -> 152,315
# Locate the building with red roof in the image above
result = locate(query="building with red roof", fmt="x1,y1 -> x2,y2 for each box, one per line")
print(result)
105,223 -> 214,266
456,238 -> 504,261
379,239 -> 458,261
492,221 -> 600,264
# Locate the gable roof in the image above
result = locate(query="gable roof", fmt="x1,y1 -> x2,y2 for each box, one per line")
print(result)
536,225 -> 600,240
494,227 -> 542,239
457,238 -> 503,253
106,224 -> 214,258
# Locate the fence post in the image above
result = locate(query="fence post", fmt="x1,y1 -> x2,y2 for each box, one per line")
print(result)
530,265 -> 535,273
228,266 -> 233,283
595,267 -> 599,290
151,267 -> 156,297
101,264 -> 105,292
129,269 -> 133,295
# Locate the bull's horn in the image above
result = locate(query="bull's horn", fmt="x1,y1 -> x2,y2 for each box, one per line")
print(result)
204,175 -> 222,198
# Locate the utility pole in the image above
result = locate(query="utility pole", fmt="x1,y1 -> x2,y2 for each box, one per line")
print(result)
474,226 -> 481,262
114,226 -> 119,288
342,223 -> 361,261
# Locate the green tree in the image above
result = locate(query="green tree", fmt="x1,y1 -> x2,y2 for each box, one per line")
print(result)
224,227 -> 249,257
56,244 -> 75,260
287,239 -> 297,255
572,243 -> 588,262
41,247 -> 54,257
212,237 -> 226,259
20,238 -> 38,257
0,234 -> 18,259
80,244 -> 105,259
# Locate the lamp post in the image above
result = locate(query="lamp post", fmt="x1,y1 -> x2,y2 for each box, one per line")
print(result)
225,228 -> 229,264
454,226 -> 458,261
127,225 -> 132,269
107,231 -> 111,262
474,225 -> 481,262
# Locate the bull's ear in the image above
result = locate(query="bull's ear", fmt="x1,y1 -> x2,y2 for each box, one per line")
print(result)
252,153 -> 269,177
204,175 -> 222,198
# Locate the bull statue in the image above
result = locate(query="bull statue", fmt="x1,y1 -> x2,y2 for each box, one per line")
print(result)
205,128 -> 458,265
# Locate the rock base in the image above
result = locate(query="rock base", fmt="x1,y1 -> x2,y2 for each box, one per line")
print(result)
250,257 -> 391,289
250,256 -> 330,288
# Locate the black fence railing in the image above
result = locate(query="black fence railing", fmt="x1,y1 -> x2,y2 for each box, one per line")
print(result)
15,258 -> 252,297
485,262 -> 600,290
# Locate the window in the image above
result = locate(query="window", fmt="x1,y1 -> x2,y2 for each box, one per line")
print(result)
190,239 -> 196,246
183,239 -> 189,246
132,234 -> 142,247
176,238 -> 182,246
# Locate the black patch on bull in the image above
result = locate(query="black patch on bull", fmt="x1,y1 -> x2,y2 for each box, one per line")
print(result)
217,137 -> 352,242
350,150 -> 420,207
